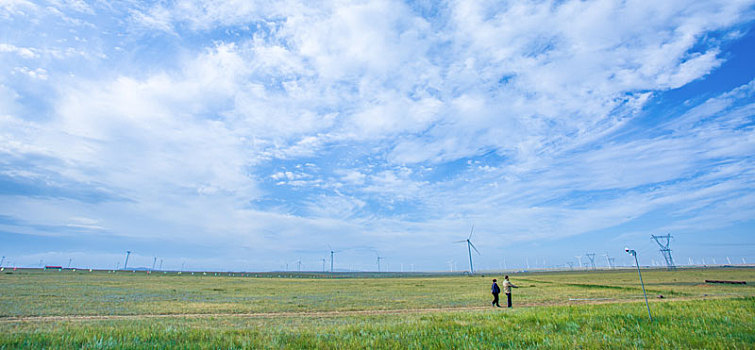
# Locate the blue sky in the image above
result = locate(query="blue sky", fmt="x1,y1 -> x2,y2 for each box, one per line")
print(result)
1,0 -> 754,272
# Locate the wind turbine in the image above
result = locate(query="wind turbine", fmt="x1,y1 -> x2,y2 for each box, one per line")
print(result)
292,258 -> 303,272
376,256 -> 384,272
455,225 -> 480,274
328,245 -> 343,273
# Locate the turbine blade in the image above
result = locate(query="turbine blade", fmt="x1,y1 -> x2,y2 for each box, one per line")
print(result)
468,224 -> 474,239
469,241 -> 480,255
453,240 -> 467,243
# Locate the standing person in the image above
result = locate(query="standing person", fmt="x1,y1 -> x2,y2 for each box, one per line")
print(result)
491,278 -> 501,307
502,275 -> 518,308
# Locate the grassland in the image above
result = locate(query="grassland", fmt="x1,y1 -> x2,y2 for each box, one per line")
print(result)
1,267 -> 753,348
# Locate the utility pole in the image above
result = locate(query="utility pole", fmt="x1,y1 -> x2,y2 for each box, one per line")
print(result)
651,234 -> 675,270
585,253 -> 596,270
123,251 -> 131,270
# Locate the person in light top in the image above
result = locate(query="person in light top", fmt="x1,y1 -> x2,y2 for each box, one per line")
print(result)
502,275 -> 518,308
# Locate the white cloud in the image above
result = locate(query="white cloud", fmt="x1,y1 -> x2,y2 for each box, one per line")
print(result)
1,0 -> 753,269
0,0 -> 38,18
0,43 -> 36,58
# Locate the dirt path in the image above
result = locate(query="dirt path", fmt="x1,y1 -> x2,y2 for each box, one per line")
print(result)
0,295 -> 731,323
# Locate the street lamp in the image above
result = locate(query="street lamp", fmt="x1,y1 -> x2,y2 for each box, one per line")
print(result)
625,247 -> 652,321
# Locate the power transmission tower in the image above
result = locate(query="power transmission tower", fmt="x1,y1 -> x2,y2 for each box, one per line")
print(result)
585,253 -> 596,270
651,234 -> 675,270
603,254 -> 614,269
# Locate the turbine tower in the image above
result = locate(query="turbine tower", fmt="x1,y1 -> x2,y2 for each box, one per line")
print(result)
651,234 -> 675,270
376,256 -> 384,272
328,245 -> 342,273
575,255 -> 583,269
455,225 -> 480,274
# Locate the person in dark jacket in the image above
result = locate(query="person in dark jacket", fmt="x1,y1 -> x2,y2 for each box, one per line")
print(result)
491,278 -> 501,307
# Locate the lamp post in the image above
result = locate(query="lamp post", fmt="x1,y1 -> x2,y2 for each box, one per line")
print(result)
123,251 -> 131,270
625,248 -> 652,321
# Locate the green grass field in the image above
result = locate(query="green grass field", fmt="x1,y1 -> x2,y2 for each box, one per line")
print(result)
1,267 -> 753,348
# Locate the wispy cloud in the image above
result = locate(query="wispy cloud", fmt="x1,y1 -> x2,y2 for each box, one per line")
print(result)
0,0 -> 753,270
